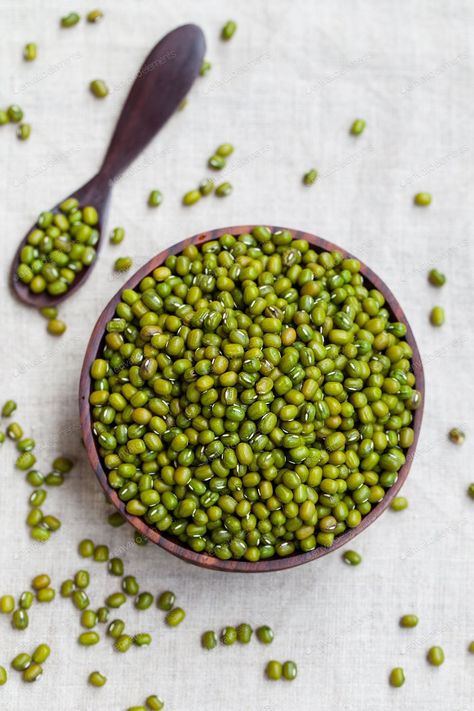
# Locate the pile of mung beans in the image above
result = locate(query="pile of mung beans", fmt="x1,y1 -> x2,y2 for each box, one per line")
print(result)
89,227 -> 420,562
17,200 -> 99,296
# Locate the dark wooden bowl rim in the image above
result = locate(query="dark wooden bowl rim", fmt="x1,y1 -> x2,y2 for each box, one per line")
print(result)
79,225 -> 424,573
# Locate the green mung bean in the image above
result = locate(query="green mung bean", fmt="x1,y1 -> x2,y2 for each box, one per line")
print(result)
108,557 -> 124,576
221,20 -> 237,40
148,190 -> 163,207
87,9 -> 103,22
93,544 -> 109,562
201,630 -> 217,650
266,660 -> 282,680
97,606 -> 109,623
389,667 -> 405,687
0,595 -> 14,614
114,257 -> 132,272
134,633 -> 152,646
208,154 -> 226,170
256,625 -> 274,644
282,660 -> 297,680
60,580 -> 75,597
107,619 -> 125,638
199,178 -> 214,196
88,671 -> 107,686
428,269 -> 446,287
114,634 -> 133,652
12,609 -> 29,630
79,539 -> 95,557
157,591 -> 175,611
78,631 -> 100,646
303,169 -> 317,185
165,607 -> 185,627
399,614 -> 418,628
182,190 -> 201,206
216,143 -> 234,157
32,574 -> 50,590
342,550 -> 362,566
448,427 -> 464,445
16,123 -> 31,141
39,307 -> 58,320
236,623 -> 253,644
7,105 -> 23,122
107,512 -> 125,527
90,79 -> 109,98
146,696 -> 165,710
106,592 -> 126,608
110,227 -> 125,245
19,592 -> 33,609
430,306 -> 444,326
200,60 -> 211,76
7,422 -> 23,440
22,663 -> 43,682
32,644 -> 50,664
135,592 -> 153,610
61,12 -> 80,27
0,666 -> 7,685
215,181 -> 232,197
350,119 -> 366,135
220,626 -> 237,645
16,452 -> 36,470
36,588 -> 55,603
81,610 -> 97,629
52,456 -> 73,473
414,192 -> 432,206
391,496 -> 408,511
122,576 -> 139,596
2,400 -> 17,417
47,319 -> 67,336
11,653 -> 31,671
31,526 -> 50,542
72,590 -> 90,610
427,646 -> 444,666
74,570 -> 90,589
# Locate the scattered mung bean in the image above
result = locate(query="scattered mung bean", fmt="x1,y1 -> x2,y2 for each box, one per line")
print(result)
399,614 -> 418,628
428,269 -> 446,287
430,306 -> 445,327
266,660 -> 282,680
89,671 -> 107,686
148,190 -> 163,208
201,630 -> 217,650
414,192 -> 432,206
221,20 -> 237,40
427,646 -> 444,666
342,550 -> 362,566
389,667 -> 405,687
350,119 -> 366,135
391,496 -> 408,511
157,591 -> 175,611
448,428 -> 465,445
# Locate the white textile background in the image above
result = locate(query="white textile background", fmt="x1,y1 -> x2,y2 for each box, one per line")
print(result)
0,1 -> 473,710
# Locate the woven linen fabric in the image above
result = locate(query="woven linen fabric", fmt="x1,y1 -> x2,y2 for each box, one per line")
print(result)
0,1 -> 473,710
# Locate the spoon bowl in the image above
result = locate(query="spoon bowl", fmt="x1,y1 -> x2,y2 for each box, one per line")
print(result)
79,225 -> 425,573
11,173 -> 111,307
11,24 -> 206,308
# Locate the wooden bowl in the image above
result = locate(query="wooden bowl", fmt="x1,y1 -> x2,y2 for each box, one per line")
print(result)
79,225 -> 424,573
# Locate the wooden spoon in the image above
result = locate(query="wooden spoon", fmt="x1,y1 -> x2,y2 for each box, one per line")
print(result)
10,23 -> 206,308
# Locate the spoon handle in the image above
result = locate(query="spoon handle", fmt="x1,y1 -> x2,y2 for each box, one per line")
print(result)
99,24 -> 205,182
